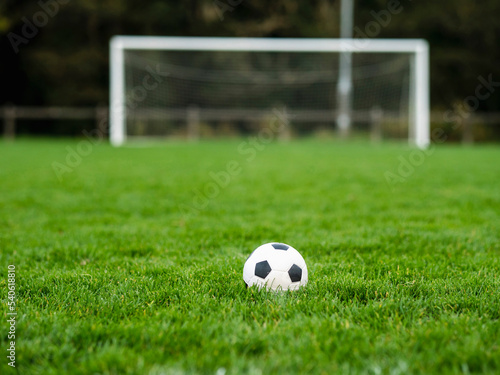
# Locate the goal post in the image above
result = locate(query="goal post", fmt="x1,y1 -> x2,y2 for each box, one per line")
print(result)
109,36 -> 429,147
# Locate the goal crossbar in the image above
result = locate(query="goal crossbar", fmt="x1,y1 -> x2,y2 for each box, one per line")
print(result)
110,36 -> 429,147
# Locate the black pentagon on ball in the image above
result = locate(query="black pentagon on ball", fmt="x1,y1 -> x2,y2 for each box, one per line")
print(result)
255,260 -> 272,279
272,243 -> 289,250
288,264 -> 302,282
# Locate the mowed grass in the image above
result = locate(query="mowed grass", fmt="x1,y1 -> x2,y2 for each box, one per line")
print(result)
0,138 -> 499,375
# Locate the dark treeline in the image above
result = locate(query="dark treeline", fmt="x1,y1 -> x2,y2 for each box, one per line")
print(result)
1,0 -> 500,112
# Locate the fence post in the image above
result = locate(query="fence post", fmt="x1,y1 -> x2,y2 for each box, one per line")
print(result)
277,114 -> 291,141
370,106 -> 383,143
187,105 -> 200,140
95,105 -> 109,136
3,104 -> 16,140
462,116 -> 474,144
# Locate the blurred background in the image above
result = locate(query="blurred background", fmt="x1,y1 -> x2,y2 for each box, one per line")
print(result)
1,0 -> 499,142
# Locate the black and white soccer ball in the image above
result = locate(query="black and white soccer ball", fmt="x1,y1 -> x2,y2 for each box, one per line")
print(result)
243,243 -> 308,291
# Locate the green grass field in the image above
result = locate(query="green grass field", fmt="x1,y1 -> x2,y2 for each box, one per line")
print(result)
1,139 -> 499,375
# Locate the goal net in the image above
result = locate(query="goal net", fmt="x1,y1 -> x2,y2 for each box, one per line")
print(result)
110,37 -> 429,147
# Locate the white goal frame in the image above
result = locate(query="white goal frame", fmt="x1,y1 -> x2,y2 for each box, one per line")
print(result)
110,36 -> 429,148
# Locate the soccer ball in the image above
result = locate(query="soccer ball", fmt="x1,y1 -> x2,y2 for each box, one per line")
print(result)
243,243 -> 308,291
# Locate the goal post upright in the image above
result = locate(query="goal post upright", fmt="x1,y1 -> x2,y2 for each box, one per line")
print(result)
414,41 -> 430,148
110,37 -> 126,147
109,36 -> 430,147
337,0 -> 354,137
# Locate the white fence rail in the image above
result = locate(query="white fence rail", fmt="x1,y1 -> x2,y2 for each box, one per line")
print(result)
1,105 -> 499,144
